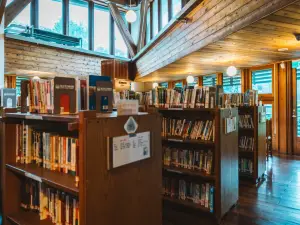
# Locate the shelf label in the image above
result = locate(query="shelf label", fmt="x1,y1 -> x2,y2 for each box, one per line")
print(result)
25,115 -> 43,120
25,172 -> 42,183
108,131 -> 151,170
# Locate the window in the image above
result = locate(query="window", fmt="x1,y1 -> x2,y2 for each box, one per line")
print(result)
160,82 -> 168,88
252,69 -> 272,94
146,7 -> 151,44
69,0 -> 89,49
223,75 -> 241,93
264,104 -> 272,120
187,77 -> 198,87
161,0 -> 169,28
6,0 -> 13,6
8,3 -> 31,27
203,75 -> 217,87
175,82 -> 183,88
39,0 -> 63,34
172,0 -> 182,17
152,0 -> 159,37
94,5 -> 110,54
16,77 -> 30,97
114,22 -> 128,58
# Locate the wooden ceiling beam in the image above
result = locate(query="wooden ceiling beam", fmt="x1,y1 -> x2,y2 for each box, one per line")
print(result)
0,0 -> 7,25
137,0 -> 149,51
108,2 -> 137,57
5,0 -> 32,27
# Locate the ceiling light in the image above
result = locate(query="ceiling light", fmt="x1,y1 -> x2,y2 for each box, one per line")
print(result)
152,82 -> 159,89
226,66 -> 237,77
32,76 -> 40,80
186,75 -> 195,84
280,62 -> 285,69
125,0 -> 136,23
278,48 -> 289,52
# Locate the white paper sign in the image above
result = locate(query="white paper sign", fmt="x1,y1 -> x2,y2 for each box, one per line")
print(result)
108,131 -> 151,169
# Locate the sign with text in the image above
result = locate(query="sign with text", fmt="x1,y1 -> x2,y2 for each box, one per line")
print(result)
107,131 -> 151,170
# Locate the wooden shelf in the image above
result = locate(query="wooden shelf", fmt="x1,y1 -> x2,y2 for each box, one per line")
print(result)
163,196 -> 211,213
158,108 -> 217,113
7,210 -> 54,225
239,127 -> 254,131
6,163 -> 79,196
239,150 -> 254,157
163,166 -> 215,181
162,137 -> 215,146
239,172 -> 254,178
4,112 -> 78,123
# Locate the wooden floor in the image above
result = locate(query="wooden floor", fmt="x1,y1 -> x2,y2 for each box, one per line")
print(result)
164,153 -> 300,225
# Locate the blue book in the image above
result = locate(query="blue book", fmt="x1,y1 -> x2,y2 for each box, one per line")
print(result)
209,186 -> 214,213
87,75 -> 111,110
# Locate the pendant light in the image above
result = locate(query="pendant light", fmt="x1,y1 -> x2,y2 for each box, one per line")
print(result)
226,65 -> 237,77
125,0 -> 137,23
186,75 -> 195,84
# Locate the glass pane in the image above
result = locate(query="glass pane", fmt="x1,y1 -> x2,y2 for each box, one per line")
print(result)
69,0 -> 89,49
172,0 -> 182,17
6,0 -> 13,6
39,0 -> 63,34
223,75 -> 241,93
9,3 -> 31,26
152,0 -> 159,37
114,23 -> 128,58
160,82 -> 168,88
161,0 -> 169,28
264,104 -> 272,120
203,75 -> 217,87
297,69 -> 300,137
252,69 -> 272,94
146,7 -> 151,44
94,5 -> 110,54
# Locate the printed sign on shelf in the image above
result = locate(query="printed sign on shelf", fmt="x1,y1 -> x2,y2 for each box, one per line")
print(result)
124,116 -> 138,134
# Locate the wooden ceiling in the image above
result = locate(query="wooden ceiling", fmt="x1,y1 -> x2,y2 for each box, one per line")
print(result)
136,1 -> 300,82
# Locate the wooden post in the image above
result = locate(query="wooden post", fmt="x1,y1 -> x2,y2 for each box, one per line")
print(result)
217,73 -> 223,85
0,12 -> 4,89
198,76 -> 203,86
241,68 -> 251,93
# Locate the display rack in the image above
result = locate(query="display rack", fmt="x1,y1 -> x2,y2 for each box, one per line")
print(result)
238,106 -> 266,184
158,107 -> 239,224
1,109 -> 162,225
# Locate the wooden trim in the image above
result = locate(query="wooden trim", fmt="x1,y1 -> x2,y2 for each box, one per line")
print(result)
63,0 -> 70,35
0,0 -> 7,25
241,68 -> 251,93
287,62 -> 293,154
198,76 -> 203,86
5,0 -> 32,27
88,1 -> 95,51
292,68 -> 297,154
259,94 -> 273,102
216,73 -> 223,86
109,2 -> 137,57
137,0 -> 149,51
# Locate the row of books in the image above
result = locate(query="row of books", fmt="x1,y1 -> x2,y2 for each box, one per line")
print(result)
239,115 -> 254,129
147,86 -> 222,109
16,123 -> 79,180
239,158 -> 253,174
163,177 -> 214,212
162,117 -> 215,141
163,147 -> 213,175
239,136 -> 255,151
20,179 -> 79,225
220,90 -> 258,107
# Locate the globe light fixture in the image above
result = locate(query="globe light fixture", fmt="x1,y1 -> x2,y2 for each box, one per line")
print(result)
152,82 -> 159,89
33,76 -> 40,80
125,0 -> 137,23
186,75 -> 195,84
226,66 -> 237,77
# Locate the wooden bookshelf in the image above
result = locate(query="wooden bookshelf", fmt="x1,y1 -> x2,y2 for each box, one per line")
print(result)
1,110 -> 162,225
158,108 -> 239,224
238,106 -> 266,184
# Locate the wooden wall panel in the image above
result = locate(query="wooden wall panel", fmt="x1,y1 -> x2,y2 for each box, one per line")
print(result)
5,38 -> 103,77
241,68 -> 251,93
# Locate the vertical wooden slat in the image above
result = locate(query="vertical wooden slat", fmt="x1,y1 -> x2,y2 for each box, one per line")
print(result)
198,76 -> 203,86
241,68 -> 251,93
217,73 -> 223,85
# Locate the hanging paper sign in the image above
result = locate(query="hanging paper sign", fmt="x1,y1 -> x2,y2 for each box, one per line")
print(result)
224,116 -> 237,134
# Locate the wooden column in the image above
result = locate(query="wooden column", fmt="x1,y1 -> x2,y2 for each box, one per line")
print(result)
217,73 -> 223,85
274,61 -> 293,154
0,14 -> 4,89
241,68 -> 251,93
168,81 -> 174,89
198,76 -> 203,86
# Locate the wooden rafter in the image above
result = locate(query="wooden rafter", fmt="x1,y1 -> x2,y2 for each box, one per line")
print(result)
0,0 -> 7,24
137,0 -> 149,51
108,2 -> 137,58
5,0 -> 32,27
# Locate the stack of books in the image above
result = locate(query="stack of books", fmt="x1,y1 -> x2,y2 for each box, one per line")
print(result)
20,179 -> 79,225
239,115 -> 254,129
239,158 -> 253,174
220,90 -> 258,107
162,117 -> 215,142
162,177 -> 214,212
163,147 -> 213,175
239,136 -> 254,151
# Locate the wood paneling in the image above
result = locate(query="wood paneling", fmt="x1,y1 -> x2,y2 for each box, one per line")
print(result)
5,38 -> 103,77
135,0 -> 300,82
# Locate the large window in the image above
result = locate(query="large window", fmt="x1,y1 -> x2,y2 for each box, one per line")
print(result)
203,75 -> 217,87
223,75 -> 241,93
8,2 -> 31,27
94,5 -> 110,54
161,0 -> 169,28
69,0 -> 89,50
172,0 -> 182,16
265,104 -> 273,120
252,69 -> 273,94
39,0 -> 63,34
114,23 -> 128,58
152,0 -> 159,37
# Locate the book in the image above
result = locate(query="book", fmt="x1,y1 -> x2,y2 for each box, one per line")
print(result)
0,88 -> 16,108
96,80 -> 113,112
